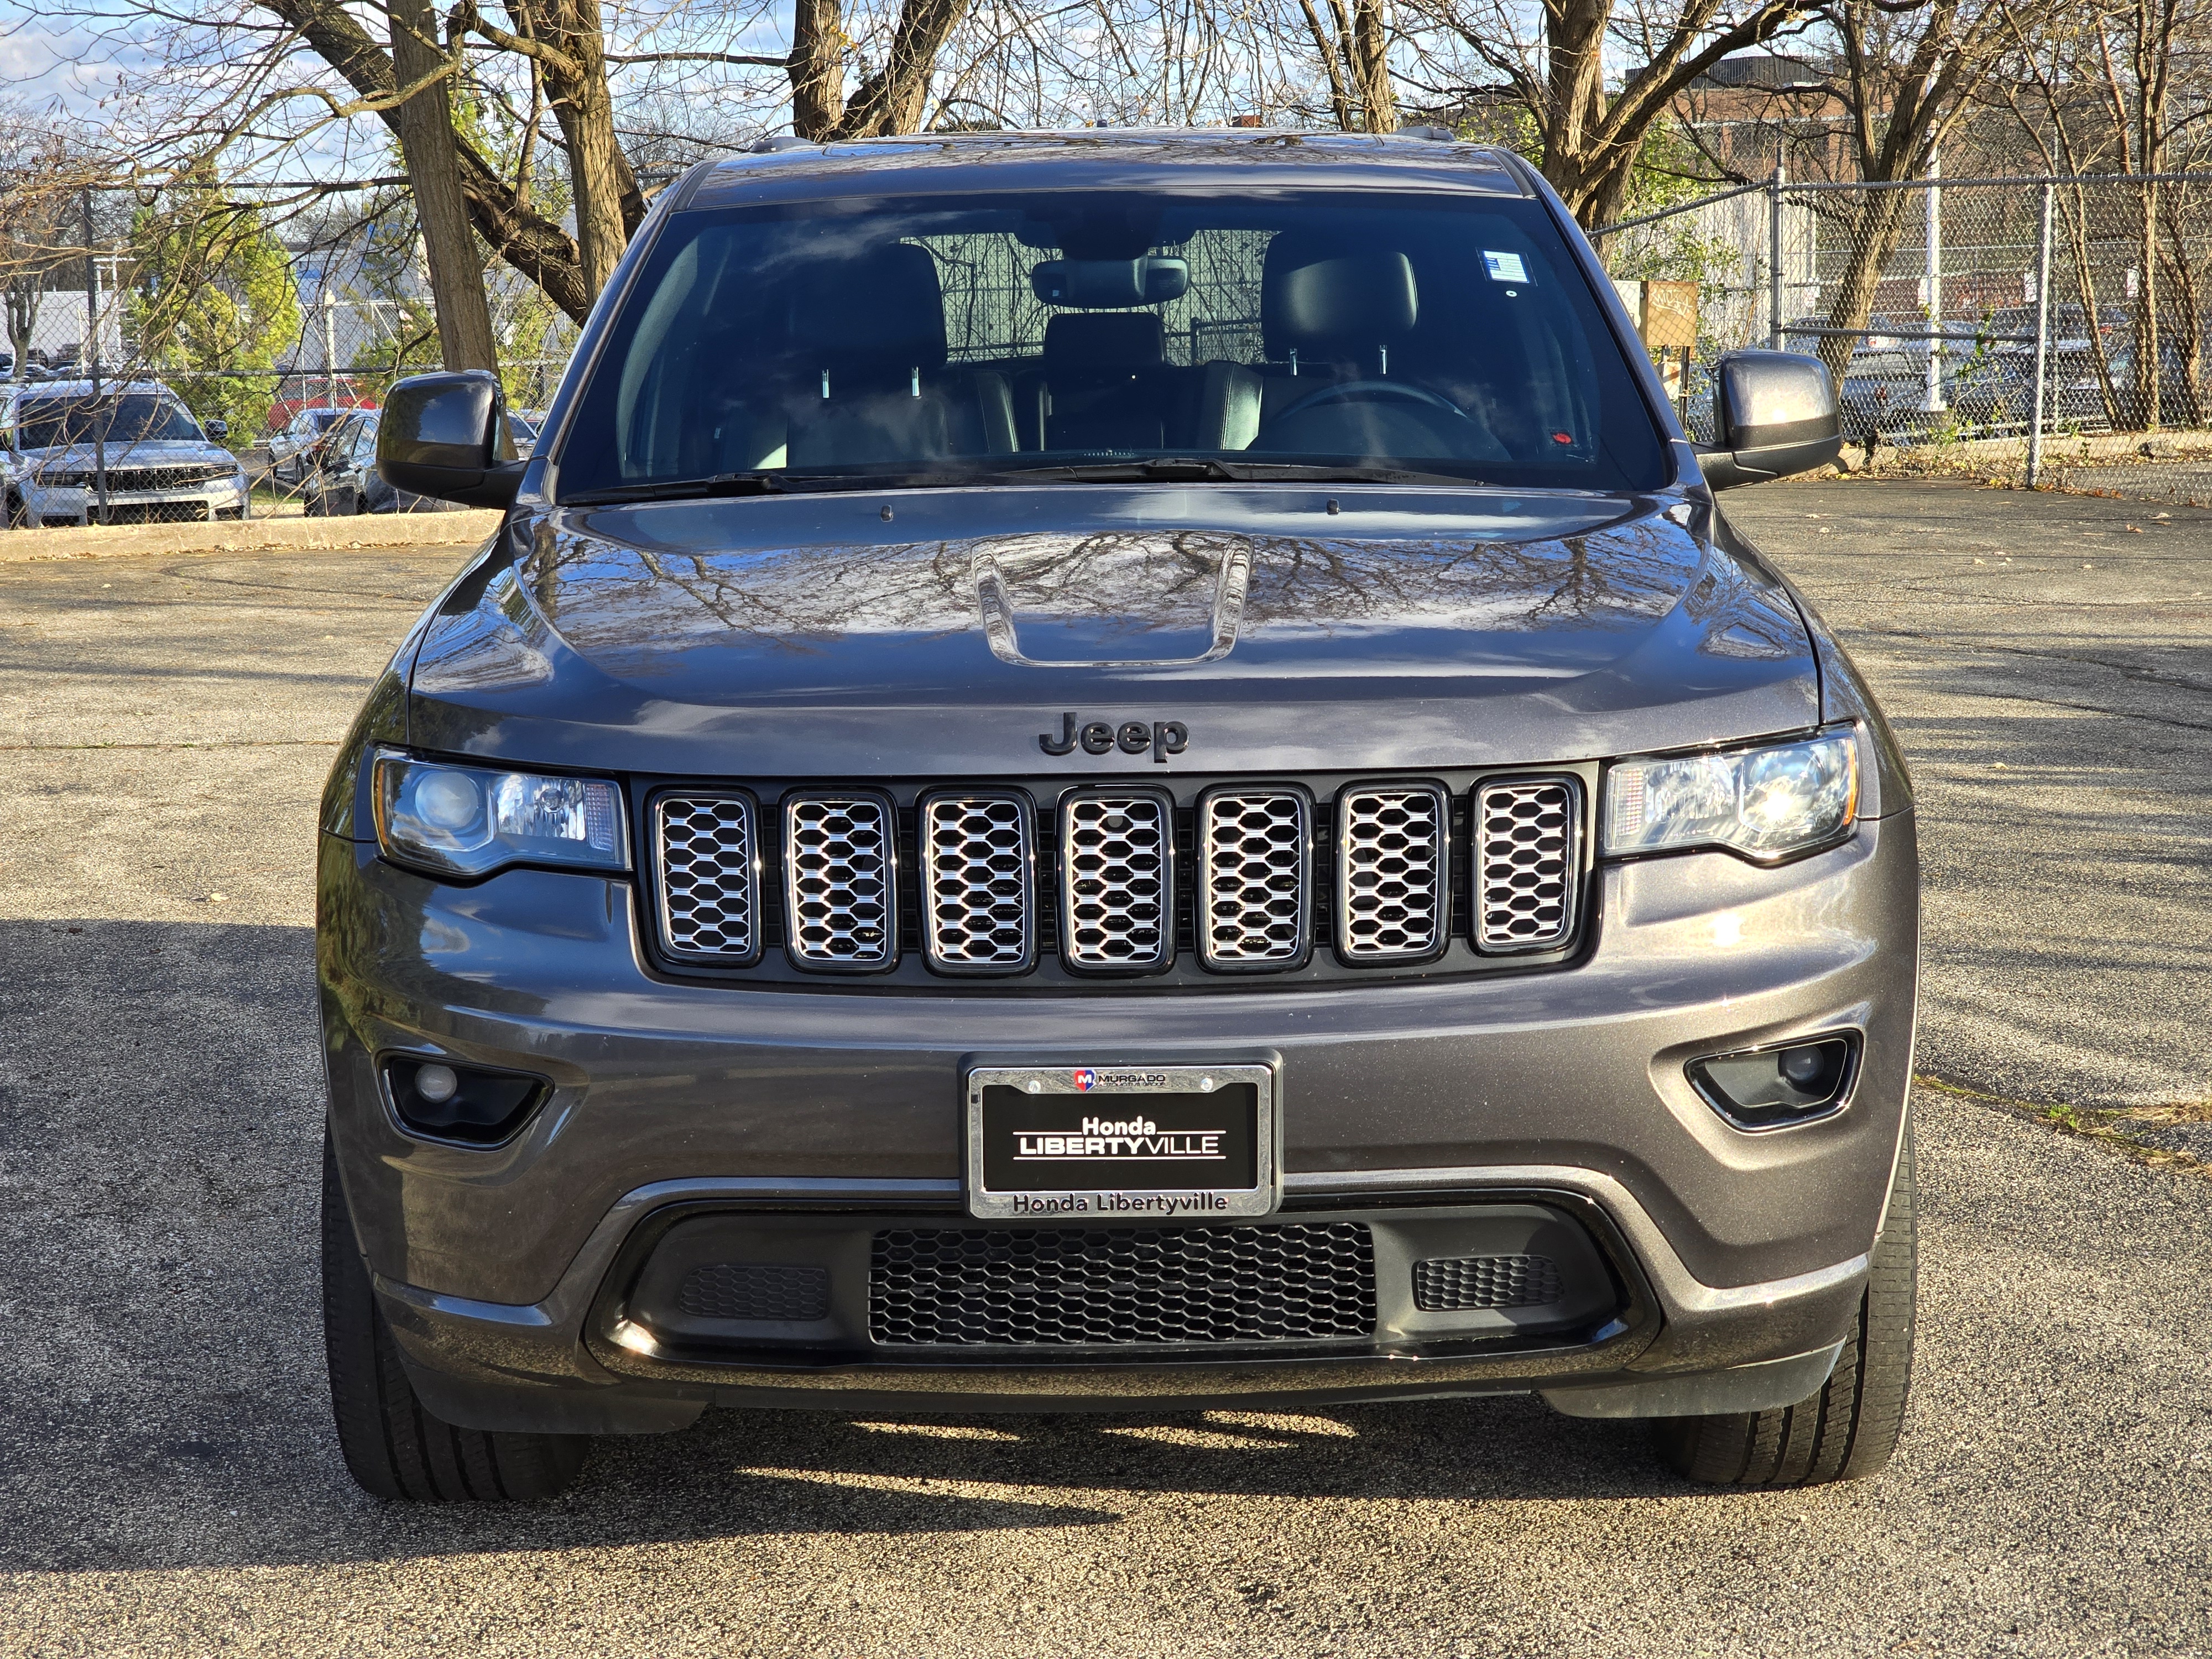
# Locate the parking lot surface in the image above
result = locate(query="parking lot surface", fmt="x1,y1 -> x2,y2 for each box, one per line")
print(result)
1,481 -> 2208,1656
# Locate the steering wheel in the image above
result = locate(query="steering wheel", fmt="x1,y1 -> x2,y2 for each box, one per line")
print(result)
1265,379 -> 1469,425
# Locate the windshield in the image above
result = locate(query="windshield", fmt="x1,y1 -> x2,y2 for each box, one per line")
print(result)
557,189 -> 1667,499
17,393 -> 204,451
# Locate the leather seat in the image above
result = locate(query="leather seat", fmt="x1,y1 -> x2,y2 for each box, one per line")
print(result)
1038,312 -> 1173,450
785,243 -> 955,466
1253,237 -> 1506,461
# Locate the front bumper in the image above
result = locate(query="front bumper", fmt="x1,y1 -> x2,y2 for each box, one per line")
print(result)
20,478 -> 246,525
320,810 -> 1917,1433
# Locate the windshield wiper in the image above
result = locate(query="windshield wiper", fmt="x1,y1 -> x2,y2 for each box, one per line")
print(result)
975,457 -> 1491,486
562,471 -> 795,505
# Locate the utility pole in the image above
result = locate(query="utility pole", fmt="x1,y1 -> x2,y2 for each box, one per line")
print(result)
1922,150 -> 1944,414
1767,155 -> 1786,351
83,187 -> 108,526
2026,183 -> 2053,488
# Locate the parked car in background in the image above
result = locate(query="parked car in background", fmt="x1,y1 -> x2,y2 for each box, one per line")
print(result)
267,381 -> 375,435
306,408 -> 538,514
2,379 -> 247,526
269,406 -> 359,487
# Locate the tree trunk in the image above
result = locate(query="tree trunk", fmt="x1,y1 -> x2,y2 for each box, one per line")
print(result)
836,0 -> 975,135
788,0 -> 847,137
1818,187 -> 1912,391
256,0 -> 593,324
1350,0 -> 1396,132
510,0 -> 634,304
5,276 -> 40,380
2136,177 -> 2159,428
1538,0 -> 1610,213
387,0 -> 499,372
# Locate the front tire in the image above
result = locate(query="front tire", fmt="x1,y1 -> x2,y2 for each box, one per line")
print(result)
1656,1120 -> 1918,1487
322,1128 -> 589,1501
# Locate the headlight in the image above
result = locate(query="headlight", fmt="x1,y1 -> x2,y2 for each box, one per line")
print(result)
372,750 -> 628,879
1603,731 -> 1858,861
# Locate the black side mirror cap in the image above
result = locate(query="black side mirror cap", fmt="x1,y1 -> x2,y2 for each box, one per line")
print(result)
375,370 -> 524,509
204,417 -> 228,441
1695,348 -> 1841,490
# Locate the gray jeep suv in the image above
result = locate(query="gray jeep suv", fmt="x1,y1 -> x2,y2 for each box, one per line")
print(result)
320,132 -> 1917,1502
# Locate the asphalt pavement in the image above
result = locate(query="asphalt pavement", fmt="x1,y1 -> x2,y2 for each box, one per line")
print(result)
1,481 -> 2207,1656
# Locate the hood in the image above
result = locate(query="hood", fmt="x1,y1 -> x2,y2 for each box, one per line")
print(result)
406,484 -> 1816,776
21,440 -> 236,474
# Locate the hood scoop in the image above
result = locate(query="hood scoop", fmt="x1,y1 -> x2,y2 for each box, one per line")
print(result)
974,531 -> 1251,667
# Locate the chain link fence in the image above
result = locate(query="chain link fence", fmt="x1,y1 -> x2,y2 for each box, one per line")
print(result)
1598,171 -> 2212,507
2,181 -> 581,525
14,170 -> 2212,526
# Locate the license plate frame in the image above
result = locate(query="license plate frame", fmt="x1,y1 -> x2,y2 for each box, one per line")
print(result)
963,1062 -> 1279,1221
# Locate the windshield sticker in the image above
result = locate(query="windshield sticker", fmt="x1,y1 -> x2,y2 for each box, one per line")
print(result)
1483,250 -> 1530,284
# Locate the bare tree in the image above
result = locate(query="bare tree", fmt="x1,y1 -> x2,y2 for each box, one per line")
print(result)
1294,0 -> 1395,131
1401,0 -> 1812,225
1990,0 -> 2212,425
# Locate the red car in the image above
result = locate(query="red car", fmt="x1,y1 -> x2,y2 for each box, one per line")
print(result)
265,383 -> 376,435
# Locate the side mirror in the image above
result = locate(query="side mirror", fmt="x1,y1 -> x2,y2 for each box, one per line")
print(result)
1695,349 -> 1841,490
376,370 -> 524,509
205,417 -> 229,441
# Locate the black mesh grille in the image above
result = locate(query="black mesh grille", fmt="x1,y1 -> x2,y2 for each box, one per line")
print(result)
870,1223 -> 1375,1345
676,1262 -> 832,1321
1412,1254 -> 1562,1311
43,464 -> 228,491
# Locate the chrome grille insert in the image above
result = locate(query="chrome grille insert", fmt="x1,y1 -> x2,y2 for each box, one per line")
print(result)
1060,792 -> 1172,971
1474,778 -> 1581,951
653,792 -> 760,964
782,792 -> 897,969
921,792 -> 1035,973
1198,789 -> 1309,970
1334,783 -> 1447,963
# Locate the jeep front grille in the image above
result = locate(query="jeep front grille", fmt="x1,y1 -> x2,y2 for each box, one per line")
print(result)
654,793 -> 759,963
1334,783 -> 1447,963
1060,792 -> 1172,971
39,463 -> 229,492
870,1223 -> 1376,1345
921,793 -> 1034,972
1198,789 -> 1309,969
641,773 -> 1588,984
1473,778 -> 1581,950
783,792 -> 897,969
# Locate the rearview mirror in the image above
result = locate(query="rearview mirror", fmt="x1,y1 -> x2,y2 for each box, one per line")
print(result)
1030,257 -> 1189,308
1696,350 -> 1841,490
376,370 -> 524,509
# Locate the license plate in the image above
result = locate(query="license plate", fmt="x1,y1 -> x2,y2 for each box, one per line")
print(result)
964,1063 -> 1277,1220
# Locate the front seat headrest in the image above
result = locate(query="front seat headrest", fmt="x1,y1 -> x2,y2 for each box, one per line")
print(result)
1262,241 -> 1418,359
1042,311 -> 1167,368
791,242 -> 948,371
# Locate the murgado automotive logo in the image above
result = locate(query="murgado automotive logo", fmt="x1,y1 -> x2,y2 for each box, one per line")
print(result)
1071,1069 -> 1167,1091
1040,713 -> 1188,764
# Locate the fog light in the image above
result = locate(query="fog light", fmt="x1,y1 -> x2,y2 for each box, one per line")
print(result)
383,1057 -> 545,1146
1687,1034 -> 1859,1131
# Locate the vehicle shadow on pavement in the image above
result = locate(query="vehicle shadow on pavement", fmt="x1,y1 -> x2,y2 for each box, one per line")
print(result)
0,916 -> 1673,1574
